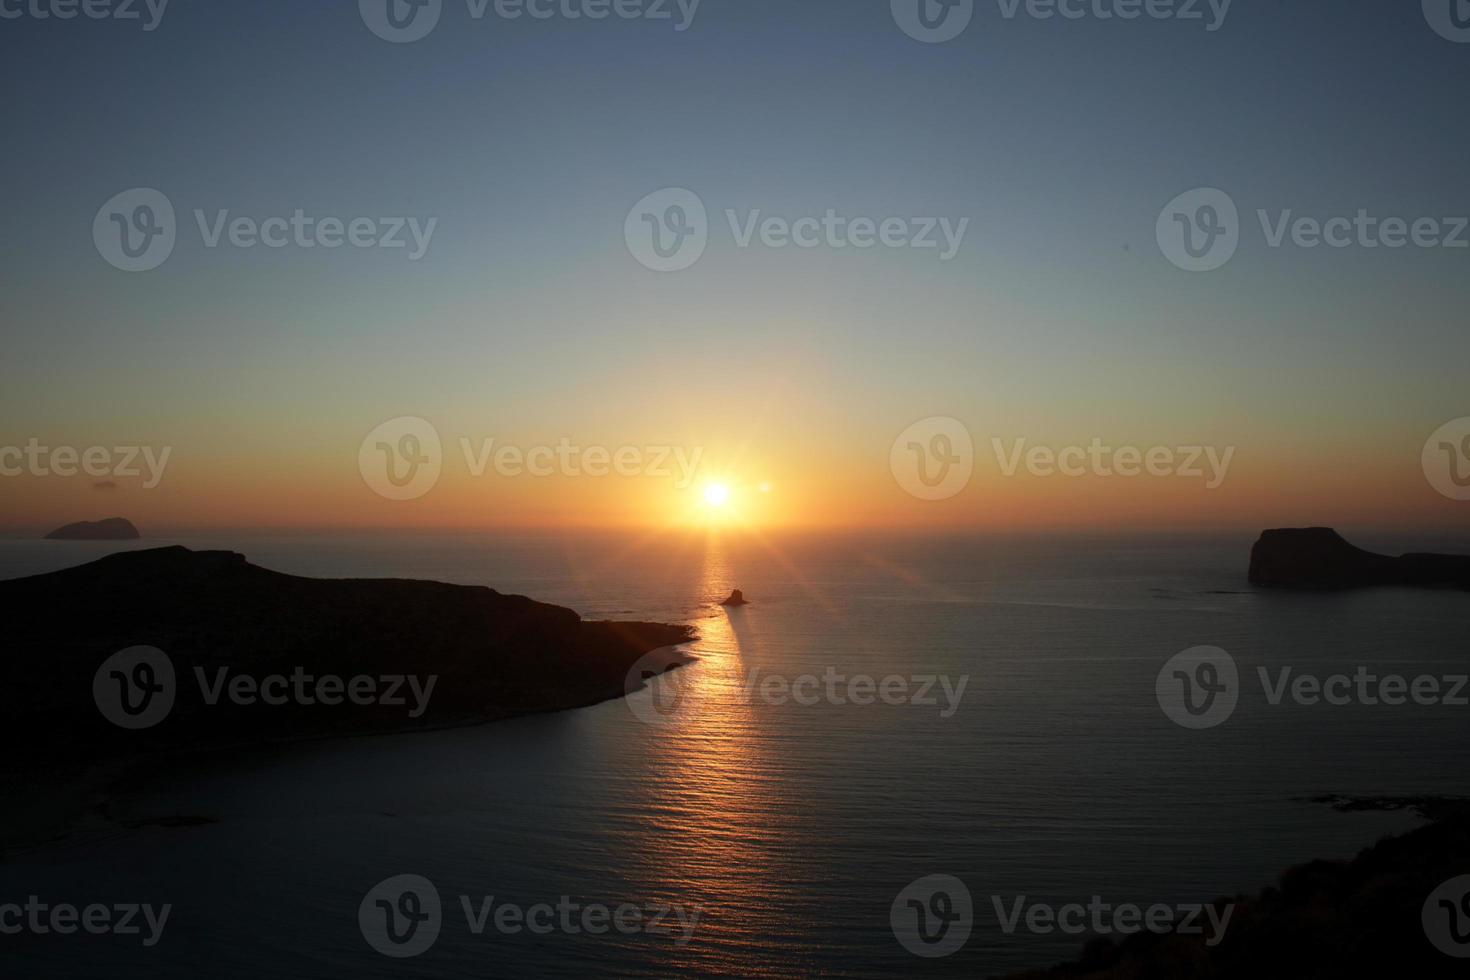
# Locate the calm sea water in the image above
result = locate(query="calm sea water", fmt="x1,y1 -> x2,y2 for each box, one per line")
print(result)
1,529 -> 1466,978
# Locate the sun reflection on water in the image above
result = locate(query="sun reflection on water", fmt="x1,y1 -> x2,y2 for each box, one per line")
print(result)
623,533 -> 814,974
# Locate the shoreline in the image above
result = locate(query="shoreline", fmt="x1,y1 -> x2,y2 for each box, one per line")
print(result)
1,543 -> 707,854
1,641 -> 700,856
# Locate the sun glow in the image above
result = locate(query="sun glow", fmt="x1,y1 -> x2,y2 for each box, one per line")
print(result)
678,473 -> 782,528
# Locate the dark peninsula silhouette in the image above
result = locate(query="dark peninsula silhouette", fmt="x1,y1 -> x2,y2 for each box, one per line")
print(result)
1249,527 -> 1470,590
0,547 -> 694,773
44,517 -> 140,540
1005,800 -> 1470,979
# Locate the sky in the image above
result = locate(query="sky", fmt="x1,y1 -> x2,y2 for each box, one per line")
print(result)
1,0 -> 1468,532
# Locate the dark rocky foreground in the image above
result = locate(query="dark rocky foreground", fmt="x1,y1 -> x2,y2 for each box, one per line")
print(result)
1249,527 -> 1470,590
1002,801 -> 1470,979
43,517 -> 140,540
0,546 -> 694,772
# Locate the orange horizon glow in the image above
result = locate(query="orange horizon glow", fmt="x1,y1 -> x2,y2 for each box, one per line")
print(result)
2,437 -> 1468,536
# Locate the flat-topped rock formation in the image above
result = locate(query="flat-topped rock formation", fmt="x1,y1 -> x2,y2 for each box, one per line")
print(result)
44,517 -> 140,540
0,547 -> 694,771
1249,527 -> 1470,590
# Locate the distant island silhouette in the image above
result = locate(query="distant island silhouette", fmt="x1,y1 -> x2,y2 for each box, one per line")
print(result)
1250,527 -> 1470,590
44,517 -> 140,540
0,546 -> 694,774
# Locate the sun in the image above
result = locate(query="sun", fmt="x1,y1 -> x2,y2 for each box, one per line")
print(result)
703,483 -> 730,507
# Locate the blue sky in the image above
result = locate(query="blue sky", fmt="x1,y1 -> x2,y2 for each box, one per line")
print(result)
2,0 -> 1468,528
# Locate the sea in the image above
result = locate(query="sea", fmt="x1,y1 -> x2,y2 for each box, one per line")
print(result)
0,528 -> 1466,978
